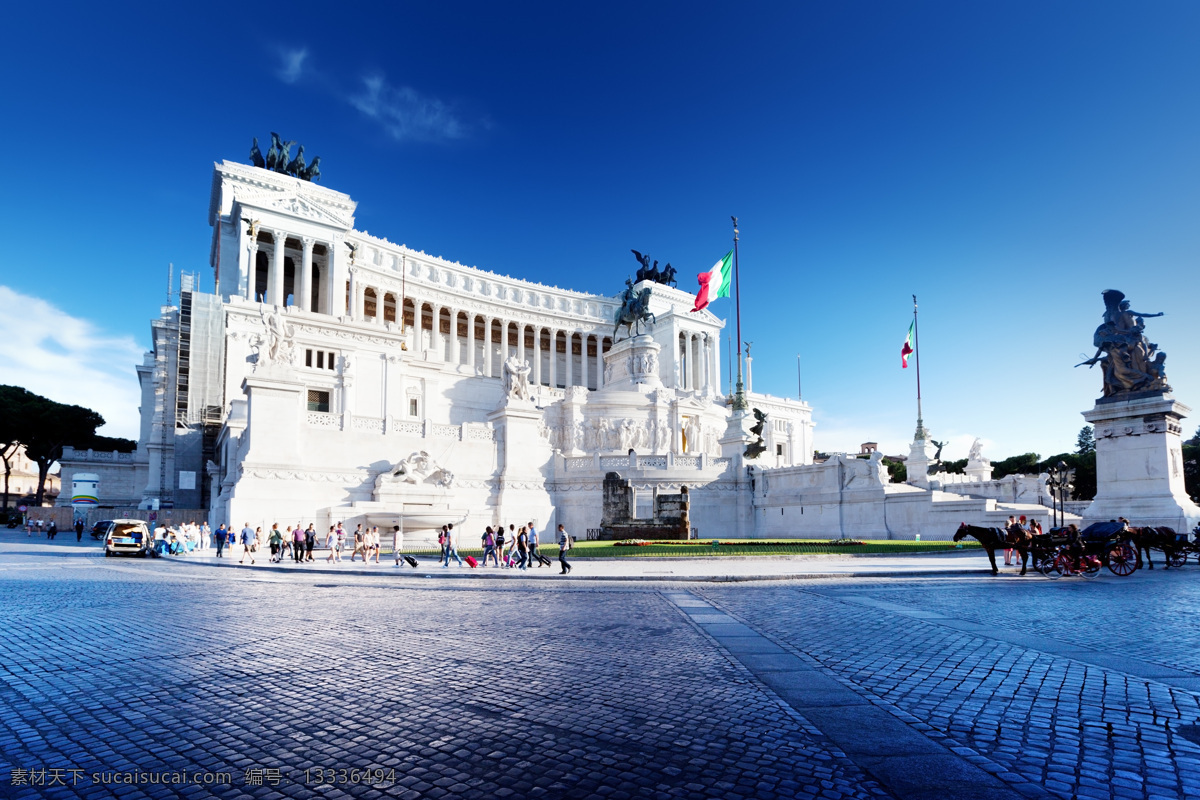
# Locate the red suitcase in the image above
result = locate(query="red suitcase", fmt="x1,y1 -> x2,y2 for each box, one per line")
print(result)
465,555 -> 478,568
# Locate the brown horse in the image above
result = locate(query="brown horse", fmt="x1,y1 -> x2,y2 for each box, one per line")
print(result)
1127,526 -> 1182,569
954,523 -> 1032,575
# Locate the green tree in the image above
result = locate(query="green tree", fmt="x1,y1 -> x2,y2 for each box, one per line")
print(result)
882,457 -> 907,483
1037,452 -> 1097,501
17,395 -> 106,506
1184,442 -> 1200,503
1076,425 -> 1096,455
943,458 -> 967,475
0,386 -> 39,510
991,453 -> 1041,480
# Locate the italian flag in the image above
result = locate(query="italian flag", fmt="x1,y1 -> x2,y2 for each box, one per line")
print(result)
901,321 -> 915,368
691,250 -> 733,312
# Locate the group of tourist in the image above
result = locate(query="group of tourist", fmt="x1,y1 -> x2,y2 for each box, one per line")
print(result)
1002,515 -> 1043,566
199,519 -> 575,574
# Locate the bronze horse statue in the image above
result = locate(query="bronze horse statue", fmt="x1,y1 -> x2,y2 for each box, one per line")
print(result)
954,523 -> 1032,575
613,286 -> 655,339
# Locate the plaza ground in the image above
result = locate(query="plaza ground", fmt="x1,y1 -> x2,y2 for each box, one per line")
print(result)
2,536 -> 1199,800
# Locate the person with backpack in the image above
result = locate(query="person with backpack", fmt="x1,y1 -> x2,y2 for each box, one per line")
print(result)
557,524 -> 573,574
515,526 -> 529,570
239,523 -> 257,565
268,525 -> 284,562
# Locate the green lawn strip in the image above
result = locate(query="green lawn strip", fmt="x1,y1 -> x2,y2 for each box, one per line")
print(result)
376,539 -> 978,560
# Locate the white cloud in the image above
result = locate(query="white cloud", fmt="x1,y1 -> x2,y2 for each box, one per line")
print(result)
349,74 -> 467,143
276,46 -> 309,84
0,286 -> 143,439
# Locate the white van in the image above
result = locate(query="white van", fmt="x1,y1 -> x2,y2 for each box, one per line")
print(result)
103,519 -> 152,557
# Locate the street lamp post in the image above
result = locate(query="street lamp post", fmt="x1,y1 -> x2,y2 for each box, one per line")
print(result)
1046,460 -> 1071,529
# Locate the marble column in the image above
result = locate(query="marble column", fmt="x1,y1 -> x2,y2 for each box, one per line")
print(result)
467,312 -> 476,372
565,332 -> 574,387
518,323 -> 526,366
576,335 -> 585,391
501,318 -> 509,364
549,330 -> 559,388
702,335 -> 712,393
483,317 -> 493,378
300,237 -> 314,312
327,237 -> 344,317
431,304 -> 442,355
271,231 -> 287,307
245,242 -> 258,301
533,328 -> 542,385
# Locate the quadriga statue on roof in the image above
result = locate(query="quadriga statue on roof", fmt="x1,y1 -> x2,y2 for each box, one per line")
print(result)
1077,289 -> 1170,398
250,134 -> 322,182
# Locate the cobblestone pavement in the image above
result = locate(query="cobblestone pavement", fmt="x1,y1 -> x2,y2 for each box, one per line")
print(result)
2,539 -> 1198,800
0,544 -> 889,800
701,573 -> 1200,800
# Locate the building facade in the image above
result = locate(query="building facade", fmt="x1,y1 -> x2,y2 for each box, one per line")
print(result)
65,159 -> 814,540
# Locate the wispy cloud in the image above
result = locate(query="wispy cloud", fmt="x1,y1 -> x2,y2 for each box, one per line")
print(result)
270,45 -> 473,144
349,74 -> 468,143
275,46 -> 309,84
0,286 -> 143,439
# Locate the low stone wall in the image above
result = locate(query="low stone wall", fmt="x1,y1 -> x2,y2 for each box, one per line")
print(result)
24,507 -> 210,529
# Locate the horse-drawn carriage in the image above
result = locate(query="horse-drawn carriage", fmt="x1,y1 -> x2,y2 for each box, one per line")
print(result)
1040,522 -> 1139,579
955,521 -> 1138,578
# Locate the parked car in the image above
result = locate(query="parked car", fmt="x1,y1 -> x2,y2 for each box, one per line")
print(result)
103,519 -> 152,557
91,520 -> 115,541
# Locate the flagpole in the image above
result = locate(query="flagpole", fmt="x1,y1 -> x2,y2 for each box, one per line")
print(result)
731,216 -> 747,411
913,294 -> 926,440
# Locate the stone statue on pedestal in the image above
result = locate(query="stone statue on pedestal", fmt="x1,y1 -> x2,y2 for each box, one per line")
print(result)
251,306 -> 296,369
502,356 -> 532,402
1078,289 -> 1171,398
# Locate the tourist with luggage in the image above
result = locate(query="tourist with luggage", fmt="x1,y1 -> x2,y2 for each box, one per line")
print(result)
557,524 -> 572,574
442,523 -> 464,567
392,525 -> 404,566
528,521 -> 545,567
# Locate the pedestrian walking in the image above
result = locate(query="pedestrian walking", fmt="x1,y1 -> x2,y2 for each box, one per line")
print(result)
215,524 -> 227,557
442,523 -> 464,567
1003,516 -> 1016,566
326,525 -> 341,563
495,525 -> 507,567
200,521 -> 211,551
528,521 -> 544,567
305,524 -> 317,561
350,524 -> 366,562
239,523 -> 257,565
557,524 -> 572,574
516,526 -> 529,570
47,520 -> 57,540
269,525 -> 283,562
292,525 -> 306,563
75,519 -> 85,542
392,525 -> 404,566
481,526 -> 498,566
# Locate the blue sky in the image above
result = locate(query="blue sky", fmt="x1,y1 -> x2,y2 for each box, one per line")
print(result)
2,1 -> 1198,461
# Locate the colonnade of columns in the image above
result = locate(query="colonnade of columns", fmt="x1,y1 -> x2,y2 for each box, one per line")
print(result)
678,331 -> 716,393
339,295 -> 614,390
246,231 -> 335,314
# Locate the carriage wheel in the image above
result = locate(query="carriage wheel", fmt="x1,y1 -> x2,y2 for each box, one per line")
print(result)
1107,543 -> 1139,576
1167,550 -> 1187,568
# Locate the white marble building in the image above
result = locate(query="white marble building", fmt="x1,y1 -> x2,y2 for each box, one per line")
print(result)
164,160 -> 812,540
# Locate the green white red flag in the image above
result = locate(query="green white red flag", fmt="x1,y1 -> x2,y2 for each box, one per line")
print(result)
901,321 -> 915,368
691,250 -> 733,312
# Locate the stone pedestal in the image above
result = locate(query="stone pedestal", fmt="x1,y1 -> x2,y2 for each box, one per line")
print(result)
602,334 -> 662,391
1082,394 -> 1200,530
964,458 -> 993,482
488,400 -> 556,531
906,437 -> 934,488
